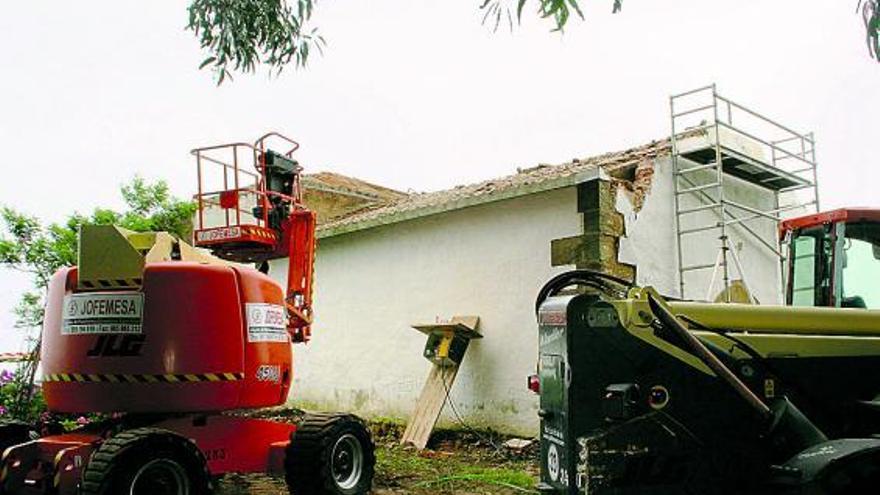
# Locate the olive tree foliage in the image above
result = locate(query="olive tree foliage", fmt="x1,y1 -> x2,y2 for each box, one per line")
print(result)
184,0 -> 623,83
187,0 -> 324,84
0,178 -> 196,331
478,0 -> 622,31
186,0 -> 878,83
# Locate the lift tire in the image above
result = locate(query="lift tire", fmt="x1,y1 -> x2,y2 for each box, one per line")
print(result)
285,413 -> 375,495
80,427 -> 212,495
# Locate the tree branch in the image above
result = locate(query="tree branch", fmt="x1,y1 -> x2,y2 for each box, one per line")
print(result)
186,0 -> 325,84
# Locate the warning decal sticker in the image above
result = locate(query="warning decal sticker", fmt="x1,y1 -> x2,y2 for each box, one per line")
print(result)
196,226 -> 241,243
62,293 -> 144,335
246,303 -> 288,343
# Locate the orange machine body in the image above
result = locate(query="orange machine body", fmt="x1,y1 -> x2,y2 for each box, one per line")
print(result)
41,262 -> 293,413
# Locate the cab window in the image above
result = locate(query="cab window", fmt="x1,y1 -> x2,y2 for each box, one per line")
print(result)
788,226 -> 833,307
790,235 -> 818,307
840,222 -> 880,309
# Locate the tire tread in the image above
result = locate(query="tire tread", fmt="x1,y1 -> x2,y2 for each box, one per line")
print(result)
80,427 -> 211,495
285,413 -> 375,495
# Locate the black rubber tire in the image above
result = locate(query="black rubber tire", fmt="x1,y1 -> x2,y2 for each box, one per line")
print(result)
285,413 -> 375,495
80,427 -> 212,495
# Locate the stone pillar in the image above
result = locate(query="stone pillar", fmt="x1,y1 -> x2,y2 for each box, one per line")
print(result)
550,179 -> 635,281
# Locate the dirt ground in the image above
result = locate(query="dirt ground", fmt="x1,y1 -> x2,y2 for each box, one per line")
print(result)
217,411 -> 539,494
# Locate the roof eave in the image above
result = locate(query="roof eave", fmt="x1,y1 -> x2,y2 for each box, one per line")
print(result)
316,167 -> 607,239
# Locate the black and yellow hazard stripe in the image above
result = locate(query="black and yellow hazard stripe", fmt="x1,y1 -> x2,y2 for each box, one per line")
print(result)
44,372 -> 244,383
79,278 -> 143,289
242,227 -> 277,241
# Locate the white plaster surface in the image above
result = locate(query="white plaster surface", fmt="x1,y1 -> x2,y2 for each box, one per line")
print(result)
269,187 -> 580,435
676,127 -> 767,164
618,156 -> 782,304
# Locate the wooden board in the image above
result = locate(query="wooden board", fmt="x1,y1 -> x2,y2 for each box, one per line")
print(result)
401,315 -> 480,449
411,323 -> 482,340
400,364 -> 460,449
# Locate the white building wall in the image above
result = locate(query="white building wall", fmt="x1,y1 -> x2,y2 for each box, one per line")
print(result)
269,187 -> 580,435
268,159 -> 783,434
618,156 -> 781,304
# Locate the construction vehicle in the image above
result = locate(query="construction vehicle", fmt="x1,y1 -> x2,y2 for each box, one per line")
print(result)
532,208 -> 880,494
0,133 -> 375,494
782,208 -> 880,309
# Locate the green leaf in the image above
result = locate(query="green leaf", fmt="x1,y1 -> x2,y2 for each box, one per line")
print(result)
568,0 -> 584,19
199,56 -> 217,69
516,0 -> 527,21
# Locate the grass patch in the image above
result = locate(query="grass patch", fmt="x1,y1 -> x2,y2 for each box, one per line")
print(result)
413,467 -> 537,491
375,442 -> 538,494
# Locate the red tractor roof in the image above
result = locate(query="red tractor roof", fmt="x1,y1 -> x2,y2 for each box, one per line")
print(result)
781,208 -> 880,232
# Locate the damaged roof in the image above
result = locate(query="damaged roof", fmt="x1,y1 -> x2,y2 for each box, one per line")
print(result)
303,171 -> 408,204
317,137 -> 673,239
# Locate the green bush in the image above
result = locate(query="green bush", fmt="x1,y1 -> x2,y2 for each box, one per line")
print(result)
0,368 -> 46,422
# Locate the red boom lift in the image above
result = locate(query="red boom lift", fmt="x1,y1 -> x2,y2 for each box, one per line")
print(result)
0,133 -> 375,494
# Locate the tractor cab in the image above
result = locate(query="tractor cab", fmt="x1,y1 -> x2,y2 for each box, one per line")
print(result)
191,132 -> 316,342
782,208 -> 880,309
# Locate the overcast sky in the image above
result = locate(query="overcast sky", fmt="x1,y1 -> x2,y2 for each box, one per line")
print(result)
0,0 -> 878,351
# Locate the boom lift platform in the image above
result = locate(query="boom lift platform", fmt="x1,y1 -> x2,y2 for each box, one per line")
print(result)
0,133 -> 374,495
191,132 -> 316,342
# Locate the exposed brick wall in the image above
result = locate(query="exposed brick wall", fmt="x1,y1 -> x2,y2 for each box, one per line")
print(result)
550,179 -> 636,281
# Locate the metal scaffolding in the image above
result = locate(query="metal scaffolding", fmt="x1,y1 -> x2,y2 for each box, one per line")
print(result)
670,84 -> 820,302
